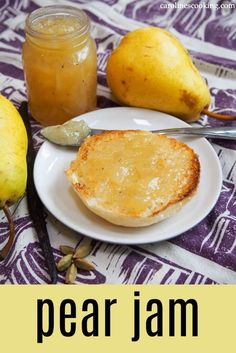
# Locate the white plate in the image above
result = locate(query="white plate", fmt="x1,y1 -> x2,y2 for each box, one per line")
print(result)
34,107 -> 222,244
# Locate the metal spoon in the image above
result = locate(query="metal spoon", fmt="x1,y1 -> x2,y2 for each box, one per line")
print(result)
42,122 -> 236,147
91,126 -> 236,140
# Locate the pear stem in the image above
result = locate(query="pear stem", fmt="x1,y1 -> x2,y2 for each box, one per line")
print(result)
202,109 -> 236,121
0,204 -> 15,260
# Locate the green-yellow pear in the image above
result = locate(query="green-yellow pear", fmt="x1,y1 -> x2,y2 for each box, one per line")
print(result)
0,95 -> 28,258
107,27 -> 211,122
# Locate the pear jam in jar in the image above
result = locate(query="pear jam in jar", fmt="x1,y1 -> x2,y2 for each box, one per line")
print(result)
22,6 -> 97,126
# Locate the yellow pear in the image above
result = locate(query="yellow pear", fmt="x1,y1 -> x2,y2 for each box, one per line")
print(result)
0,95 -> 28,258
0,95 -> 27,206
107,27 -> 211,122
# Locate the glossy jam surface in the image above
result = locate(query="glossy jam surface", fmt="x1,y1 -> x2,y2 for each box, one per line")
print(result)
22,14 -> 97,126
72,131 -> 196,216
32,15 -> 82,35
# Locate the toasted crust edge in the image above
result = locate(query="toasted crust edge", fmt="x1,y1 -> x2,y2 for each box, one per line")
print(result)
66,130 -> 200,227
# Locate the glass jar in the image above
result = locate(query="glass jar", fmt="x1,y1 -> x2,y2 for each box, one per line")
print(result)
22,5 -> 97,126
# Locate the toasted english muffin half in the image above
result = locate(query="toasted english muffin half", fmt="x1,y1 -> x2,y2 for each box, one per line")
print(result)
66,130 -> 200,227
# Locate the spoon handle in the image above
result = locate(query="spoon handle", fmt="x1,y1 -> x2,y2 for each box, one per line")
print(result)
91,127 -> 236,140
155,126 -> 236,140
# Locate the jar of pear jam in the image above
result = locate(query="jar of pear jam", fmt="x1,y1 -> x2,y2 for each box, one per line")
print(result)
22,6 -> 97,126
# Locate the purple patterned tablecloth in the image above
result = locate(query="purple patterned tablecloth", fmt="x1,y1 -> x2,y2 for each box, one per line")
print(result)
0,0 -> 236,284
